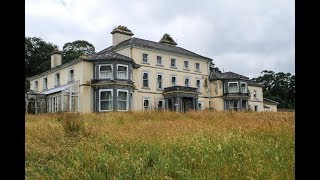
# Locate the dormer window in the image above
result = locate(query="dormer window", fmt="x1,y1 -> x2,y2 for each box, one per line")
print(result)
99,64 -> 113,79
117,64 -> 128,79
228,82 -> 238,93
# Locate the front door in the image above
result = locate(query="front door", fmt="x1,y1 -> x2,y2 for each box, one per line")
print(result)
182,97 -> 193,112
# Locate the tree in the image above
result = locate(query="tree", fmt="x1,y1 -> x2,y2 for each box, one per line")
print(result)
25,37 -> 58,91
62,40 -> 95,63
209,61 -> 222,74
251,70 -> 295,109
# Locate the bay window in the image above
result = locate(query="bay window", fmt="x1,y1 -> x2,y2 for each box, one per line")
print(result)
117,90 -> 128,111
99,89 -> 113,111
99,64 -> 113,79
117,64 -> 128,79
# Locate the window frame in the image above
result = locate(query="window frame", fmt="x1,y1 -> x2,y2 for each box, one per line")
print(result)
198,101 -> 203,110
142,53 -> 149,64
170,58 -> 176,68
157,73 -> 163,90
171,75 -> 177,86
99,89 -> 113,112
253,90 -> 257,98
117,64 -> 129,80
183,60 -> 189,70
240,82 -> 247,93
157,99 -> 164,110
55,73 -> 60,86
143,97 -> 150,110
43,77 -> 48,90
184,77 -> 190,87
156,55 -> 162,66
227,82 -> 239,93
99,64 -> 113,79
68,68 -> 74,82
195,62 -> 200,72
142,71 -> 149,88
117,89 -> 129,111
34,80 -> 38,91
196,78 -> 201,92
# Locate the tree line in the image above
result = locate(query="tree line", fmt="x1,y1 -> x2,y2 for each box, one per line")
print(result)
25,36 -> 295,109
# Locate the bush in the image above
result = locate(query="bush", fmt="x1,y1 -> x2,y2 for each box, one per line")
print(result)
60,113 -> 85,136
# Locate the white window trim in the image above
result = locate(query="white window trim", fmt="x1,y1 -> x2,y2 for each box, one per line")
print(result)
143,97 -> 151,110
184,60 -> 190,70
157,98 -> 165,110
117,89 -> 129,111
43,77 -> 48,90
142,71 -> 149,88
227,82 -> 239,93
170,58 -> 177,68
195,62 -> 200,72
55,73 -> 60,86
184,77 -> 190,87
99,64 -> 113,79
117,64 -> 129,80
34,81 -> 38,91
240,82 -> 247,93
157,73 -> 164,90
156,55 -> 162,65
171,75 -> 177,86
196,78 -> 201,92
142,53 -> 149,63
68,68 -> 74,82
99,89 -> 113,112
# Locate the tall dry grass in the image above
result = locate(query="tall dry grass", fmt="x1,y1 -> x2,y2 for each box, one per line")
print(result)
26,110 -> 294,179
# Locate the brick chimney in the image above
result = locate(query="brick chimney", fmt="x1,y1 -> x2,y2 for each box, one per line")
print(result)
51,49 -> 62,68
111,25 -> 134,46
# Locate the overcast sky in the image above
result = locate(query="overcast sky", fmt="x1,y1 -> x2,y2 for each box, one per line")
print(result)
25,0 -> 294,78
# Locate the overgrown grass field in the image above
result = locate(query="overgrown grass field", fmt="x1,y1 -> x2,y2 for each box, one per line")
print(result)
25,111 -> 294,179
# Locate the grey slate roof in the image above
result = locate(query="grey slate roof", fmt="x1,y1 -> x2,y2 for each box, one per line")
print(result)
110,37 -> 212,61
209,71 -> 264,87
89,48 -> 140,68
263,98 -> 280,105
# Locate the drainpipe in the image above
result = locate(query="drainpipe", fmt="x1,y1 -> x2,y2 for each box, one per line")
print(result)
208,60 -> 211,108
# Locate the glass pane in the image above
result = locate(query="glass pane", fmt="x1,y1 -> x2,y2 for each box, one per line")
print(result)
118,91 -> 127,100
158,75 -> 162,81
143,73 -> 148,79
117,101 -> 127,110
143,80 -> 148,87
101,91 -> 112,100
144,100 -> 149,107
117,71 -> 127,79
101,100 -> 112,110
117,66 -> 127,71
158,101 -> 163,107
101,65 -> 112,71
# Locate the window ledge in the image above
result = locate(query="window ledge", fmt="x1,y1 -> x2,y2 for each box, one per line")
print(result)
156,64 -> 164,67
170,66 -> 177,69
183,68 -> 190,71
157,89 -> 164,91
142,87 -> 150,90
141,61 -> 150,65
195,70 -> 201,72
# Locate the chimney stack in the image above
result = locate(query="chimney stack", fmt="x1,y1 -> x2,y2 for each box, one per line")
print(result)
51,49 -> 62,68
111,25 -> 134,46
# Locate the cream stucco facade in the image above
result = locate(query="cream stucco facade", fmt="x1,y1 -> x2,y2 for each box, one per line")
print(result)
26,26 -> 278,113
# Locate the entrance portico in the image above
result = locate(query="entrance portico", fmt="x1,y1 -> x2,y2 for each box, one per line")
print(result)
163,86 -> 199,112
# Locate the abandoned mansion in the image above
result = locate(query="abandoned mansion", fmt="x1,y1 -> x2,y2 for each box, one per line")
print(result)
26,26 -> 279,113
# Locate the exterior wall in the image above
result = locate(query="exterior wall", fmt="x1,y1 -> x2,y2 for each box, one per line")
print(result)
264,104 -> 278,112
112,33 -> 132,46
124,47 -> 210,111
116,47 -> 131,57
248,85 -> 264,111
211,98 -> 224,110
